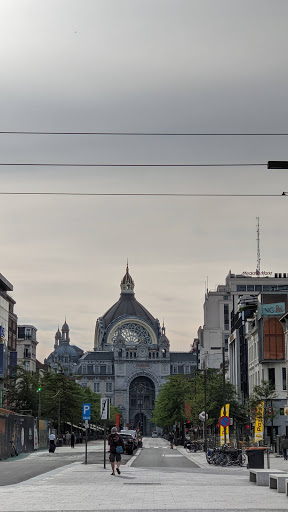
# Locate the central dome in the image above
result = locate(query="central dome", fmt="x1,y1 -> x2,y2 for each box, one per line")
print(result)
94,266 -> 161,348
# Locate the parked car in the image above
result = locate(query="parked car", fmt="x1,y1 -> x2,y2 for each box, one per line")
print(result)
120,433 -> 135,455
152,431 -> 158,438
120,429 -> 138,449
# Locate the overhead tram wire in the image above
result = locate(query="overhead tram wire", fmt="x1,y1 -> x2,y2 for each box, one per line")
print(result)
1,131 -> 288,136
0,162 -> 265,167
0,192 -> 286,197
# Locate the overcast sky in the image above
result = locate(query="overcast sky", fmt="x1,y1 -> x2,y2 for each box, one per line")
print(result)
1,0 -> 288,361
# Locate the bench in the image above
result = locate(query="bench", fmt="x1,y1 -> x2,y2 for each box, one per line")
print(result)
269,473 -> 288,493
249,469 -> 283,486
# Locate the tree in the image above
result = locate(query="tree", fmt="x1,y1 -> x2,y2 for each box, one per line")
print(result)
247,380 -> 278,440
5,366 -> 40,415
152,371 -> 247,432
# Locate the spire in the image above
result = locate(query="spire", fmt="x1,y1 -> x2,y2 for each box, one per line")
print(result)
120,263 -> 135,295
162,320 -> 166,335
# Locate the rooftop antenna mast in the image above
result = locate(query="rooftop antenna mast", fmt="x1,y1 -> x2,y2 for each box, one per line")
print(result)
256,217 -> 261,276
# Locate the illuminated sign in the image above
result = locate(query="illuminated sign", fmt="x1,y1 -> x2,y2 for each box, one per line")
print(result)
0,326 -> 5,340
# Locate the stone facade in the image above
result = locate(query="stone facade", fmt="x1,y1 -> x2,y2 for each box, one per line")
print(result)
77,266 -> 197,435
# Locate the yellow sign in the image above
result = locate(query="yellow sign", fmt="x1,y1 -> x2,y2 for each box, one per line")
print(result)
254,402 -> 264,442
220,404 -> 230,446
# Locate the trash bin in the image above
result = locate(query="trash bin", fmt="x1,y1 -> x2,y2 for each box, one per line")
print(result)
245,447 -> 266,468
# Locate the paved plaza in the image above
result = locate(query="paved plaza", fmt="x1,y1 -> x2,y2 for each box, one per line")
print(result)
1,442 -> 288,511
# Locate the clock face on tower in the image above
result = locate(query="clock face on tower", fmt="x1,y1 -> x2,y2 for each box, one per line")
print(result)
111,322 -> 152,344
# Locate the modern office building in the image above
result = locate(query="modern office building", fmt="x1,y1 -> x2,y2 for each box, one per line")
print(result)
197,271 -> 288,373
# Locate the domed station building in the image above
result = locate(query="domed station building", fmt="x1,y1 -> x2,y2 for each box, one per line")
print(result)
77,266 -> 197,435
45,320 -> 84,375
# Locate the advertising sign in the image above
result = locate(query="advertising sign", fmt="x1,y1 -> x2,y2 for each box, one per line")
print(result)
260,302 -> 285,317
254,402 -> 264,442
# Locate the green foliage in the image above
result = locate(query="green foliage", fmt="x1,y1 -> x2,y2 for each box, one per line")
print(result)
5,366 -> 40,415
5,367 -> 120,433
248,380 -> 278,427
152,371 -> 247,429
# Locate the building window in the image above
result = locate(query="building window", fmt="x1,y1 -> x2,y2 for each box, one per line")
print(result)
88,364 -> 93,374
224,336 -> 229,351
82,366 -> 87,374
263,285 -> 272,292
106,382 -> 112,393
172,365 -> 178,374
24,361 -> 29,371
94,382 -> 100,393
106,365 -> 112,374
237,285 -> 246,291
224,304 -> 229,330
82,382 -> 87,388
223,295 -> 228,300
247,285 -> 254,292
130,397 -> 136,408
255,285 -> 262,292
100,365 -> 106,375
184,365 -> 190,374
283,368 -> 287,391
268,368 -> 275,388
65,357 -> 69,363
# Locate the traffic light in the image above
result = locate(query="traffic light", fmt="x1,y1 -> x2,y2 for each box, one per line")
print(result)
37,387 -> 41,392
246,424 -> 250,431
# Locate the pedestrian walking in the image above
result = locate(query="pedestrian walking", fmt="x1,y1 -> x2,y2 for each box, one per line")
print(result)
49,431 -> 56,453
71,432 -> 75,448
168,431 -> 174,449
282,435 -> 288,460
66,431 -> 71,446
108,426 -> 125,476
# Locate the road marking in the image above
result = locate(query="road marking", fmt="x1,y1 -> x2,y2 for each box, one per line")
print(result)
162,454 -> 183,457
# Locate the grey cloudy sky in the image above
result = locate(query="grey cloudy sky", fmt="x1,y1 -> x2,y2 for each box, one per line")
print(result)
1,0 -> 288,361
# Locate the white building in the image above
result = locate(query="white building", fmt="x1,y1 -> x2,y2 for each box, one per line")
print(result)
17,325 -> 38,373
197,271 -> 288,375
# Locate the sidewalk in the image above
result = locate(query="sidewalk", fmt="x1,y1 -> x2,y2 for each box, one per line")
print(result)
0,442 -> 288,511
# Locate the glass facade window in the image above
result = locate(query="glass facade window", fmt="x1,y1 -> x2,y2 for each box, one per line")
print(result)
247,285 -> 254,291
264,318 -> 285,360
255,285 -> 262,291
263,285 -> 272,291
237,285 -> 246,291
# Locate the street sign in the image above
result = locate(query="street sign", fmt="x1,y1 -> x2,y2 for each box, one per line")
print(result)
82,403 -> 91,421
219,416 -> 230,427
101,397 -> 110,420
199,411 -> 208,421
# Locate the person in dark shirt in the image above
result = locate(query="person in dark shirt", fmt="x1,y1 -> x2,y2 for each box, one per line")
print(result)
108,427 -> 125,475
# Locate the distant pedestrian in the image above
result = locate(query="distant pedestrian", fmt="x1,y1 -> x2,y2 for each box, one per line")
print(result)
66,432 -> 71,446
71,432 -> 75,448
108,427 -> 125,476
49,431 -> 56,453
282,435 -> 288,460
168,431 -> 174,449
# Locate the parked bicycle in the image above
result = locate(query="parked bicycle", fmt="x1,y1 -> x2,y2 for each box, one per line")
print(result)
206,446 -> 246,466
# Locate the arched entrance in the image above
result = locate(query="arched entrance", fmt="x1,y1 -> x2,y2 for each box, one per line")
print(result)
129,376 -> 155,436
